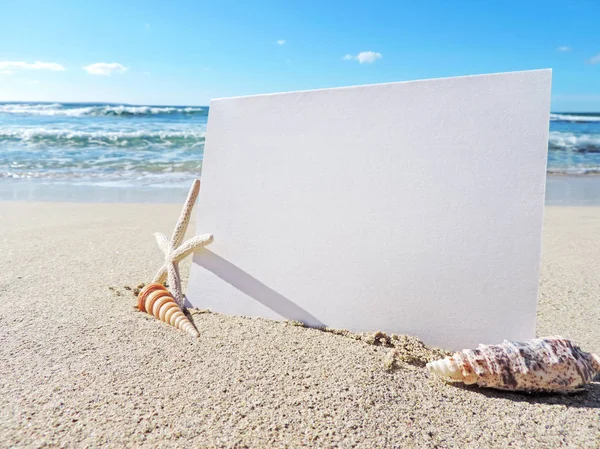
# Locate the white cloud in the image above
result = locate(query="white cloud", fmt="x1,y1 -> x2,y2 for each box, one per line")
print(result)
0,70 -> 13,75
556,46 -> 572,52
342,51 -> 382,64
83,62 -> 127,75
277,39 -> 286,45
588,54 -> 600,65
27,80 -> 40,84
356,51 -> 382,64
0,61 -> 65,71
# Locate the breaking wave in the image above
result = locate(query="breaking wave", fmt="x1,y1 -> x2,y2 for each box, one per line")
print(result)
548,131 -> 600,153
0,127 -> 205,148
0,103 -> 205,117
550,113 -> 600,123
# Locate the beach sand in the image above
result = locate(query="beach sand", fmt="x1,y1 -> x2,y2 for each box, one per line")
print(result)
0,202 -> 598,448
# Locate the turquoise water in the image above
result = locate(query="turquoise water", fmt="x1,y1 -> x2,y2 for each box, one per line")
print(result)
548,113 -> 600,174
0,103 -> 599,197
0,102 -> 206,188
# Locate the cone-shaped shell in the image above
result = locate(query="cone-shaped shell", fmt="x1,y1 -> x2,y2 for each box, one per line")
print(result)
137,283 -> 199,338
427,337 -> 600,392
137,283 -> 168,312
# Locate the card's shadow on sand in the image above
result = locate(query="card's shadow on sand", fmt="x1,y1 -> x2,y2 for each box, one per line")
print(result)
193,250 -> 326,328
193,251 -> 600,411
452,381 -> 600,409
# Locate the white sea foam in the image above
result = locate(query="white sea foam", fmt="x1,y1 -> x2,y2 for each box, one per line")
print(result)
548,131 -> 600,152
0,103 -> 63,114
550,113 -> 600,123
0,127 -> 205,147
0,169 -> 202,188
0,103 -> 204,117
547,166 -> 600,175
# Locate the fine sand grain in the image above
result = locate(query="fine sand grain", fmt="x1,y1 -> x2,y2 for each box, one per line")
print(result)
0,202 -> 598,448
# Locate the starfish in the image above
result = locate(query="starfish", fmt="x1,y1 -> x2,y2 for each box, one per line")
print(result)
153,179 -> 214,310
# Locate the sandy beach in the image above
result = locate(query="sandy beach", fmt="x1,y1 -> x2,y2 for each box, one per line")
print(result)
0,201 -> 598,448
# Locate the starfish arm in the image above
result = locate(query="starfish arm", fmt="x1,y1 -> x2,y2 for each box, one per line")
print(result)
170,179 -> 200,248
152,232 -> 171,284
153,264 -> 168,284
154,232 -> 170,255
171,234 -> 214,261
153,233 -> 214,284
168,260 -> 184,309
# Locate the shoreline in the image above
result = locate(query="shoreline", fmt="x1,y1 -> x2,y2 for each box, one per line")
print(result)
545,175 -> 600,205
1,174 -> 600,205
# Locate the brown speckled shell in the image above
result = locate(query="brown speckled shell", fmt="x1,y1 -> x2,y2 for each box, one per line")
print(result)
137,283 -> 199,338
427,337 -> 600,392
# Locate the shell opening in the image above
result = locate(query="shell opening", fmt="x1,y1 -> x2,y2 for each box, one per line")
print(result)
591,353 -> 600,374
427,357 -> 464,382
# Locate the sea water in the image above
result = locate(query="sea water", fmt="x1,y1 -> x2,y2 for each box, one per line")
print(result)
0,102 -> 206,187
548,113 -> 600,174
0,102 -> 599,201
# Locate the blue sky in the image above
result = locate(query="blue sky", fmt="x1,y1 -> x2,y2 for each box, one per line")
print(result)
0,0 -> 599,111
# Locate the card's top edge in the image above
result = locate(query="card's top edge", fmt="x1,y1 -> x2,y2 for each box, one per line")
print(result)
211,69 -> 552,104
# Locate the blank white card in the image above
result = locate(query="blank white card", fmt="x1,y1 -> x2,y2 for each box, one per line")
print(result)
188,70 -> 552,350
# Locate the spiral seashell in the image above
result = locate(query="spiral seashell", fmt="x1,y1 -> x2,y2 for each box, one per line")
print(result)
427,337 -> 600,392
137,283 -> 199,338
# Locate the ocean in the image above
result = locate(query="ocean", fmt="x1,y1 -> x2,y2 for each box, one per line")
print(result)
0,102 -> 206,189
548,113 -> 600,174
0,102 -> 599,202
